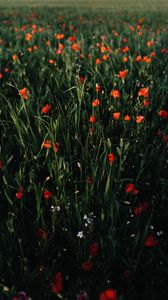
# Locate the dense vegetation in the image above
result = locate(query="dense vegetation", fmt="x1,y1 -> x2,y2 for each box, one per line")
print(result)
0,7 -> 168,300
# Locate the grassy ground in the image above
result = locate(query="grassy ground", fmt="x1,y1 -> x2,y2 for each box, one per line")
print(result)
0,2 -> 168,300
0,0 -> 168,9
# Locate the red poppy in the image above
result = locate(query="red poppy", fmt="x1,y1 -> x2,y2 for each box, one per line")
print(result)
82,260 -> 93,271
41,104 -> 52,114
143,99 -> 149,107
163,135 -> 168,143
138,87 -> 149,98
96,84 -> 102,92
0,160 -> 4,168
86,176 -> 94,185
99,288 -> 117,300
158,110 -> 168,118
89,241 -> 99,257
125,183 -> 139,195
108,153 -> 115,164
89,115 -> 96,123
43,189 -> 52,200
36,228 -> 47,240
68,35 -> 76,42
143,56 -> 151,63
79,76 -> 85,84
134,201 -> 149,216
92,99 -> 101,107
19,87 -> 29,100
15,191 -> 23,199
144,235 -> 159,247
51,272 -> 62,294
118,70 -> 128,79
136,55 -> 142,62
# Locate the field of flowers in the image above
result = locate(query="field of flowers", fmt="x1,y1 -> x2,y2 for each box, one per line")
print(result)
0,6 -> 168,300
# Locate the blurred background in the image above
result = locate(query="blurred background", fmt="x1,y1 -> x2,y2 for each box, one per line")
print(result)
0,0 -> 168,9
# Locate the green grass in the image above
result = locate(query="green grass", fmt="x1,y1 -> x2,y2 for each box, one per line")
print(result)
0,5 -> 168,300
0,0 -> 168,9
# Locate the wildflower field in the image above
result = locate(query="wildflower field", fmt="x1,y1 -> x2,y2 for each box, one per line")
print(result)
0,2 -> 168,299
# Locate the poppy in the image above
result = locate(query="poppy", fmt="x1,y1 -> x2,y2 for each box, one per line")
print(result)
113,112 -> 121,120
143,99 -> 149,107
111,90 -> 120,99
99,288 -> 117,300
43,189 -> 52,200
49,59 -> 55,64
144,235 -> 159,247
138,87 -> 149,98
136,115 -> 144,123
136,55 -> 142,62
68,35 -> 76,42
124,115 -> 131,121
134,201 -> 149,216
108,153 -> 115,164
19,88 -> 29,100
158,110 -> 168,118
41,104 -> 52,114
125,183 -> 139,195
43,140 -> 52,148
55,33 -> 64,40
143,56 -> 151,63
36,228 -> 47,240
89,241 -> 98,257
0,160 -> 4,168
15,191 -> 23,199
12,54 -> 17,61
96,84 -> 102,92
118,70 -> 128,79
92,99 -> 101,107
96,58 -> 101,65
89,115 -> 96,123
71,43 -> 81,51
122,56 -> 128,62
51,272 -> 62,294
82,260 -> 93,271
53,142 -> 60,152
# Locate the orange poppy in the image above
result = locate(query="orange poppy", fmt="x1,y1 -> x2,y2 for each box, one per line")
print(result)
55,33 -> 64,40
71,43 -> 80,51
41,104 -> 51,114
19,87 -> 29,100
113,112 -> 121,120
143,56 -> 151,63
111,89 -> 120,99
43,140 -> 52,148
12,54 -> 17,61
136,55 -> 142,62
92,99 -> 101,107
136,115 -> 144,123
138,87 -> 149,98
89,115 -> 96,123
95,58 -> 101,65
124,114 -> 131,121
118,69 -> 128,79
